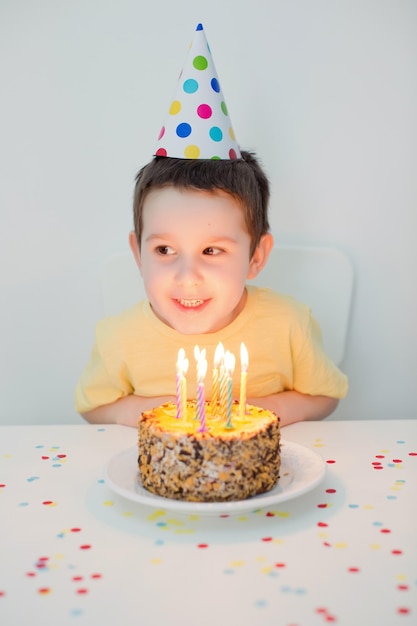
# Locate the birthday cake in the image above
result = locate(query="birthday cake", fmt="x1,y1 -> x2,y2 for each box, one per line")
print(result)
138,400 -> 280,502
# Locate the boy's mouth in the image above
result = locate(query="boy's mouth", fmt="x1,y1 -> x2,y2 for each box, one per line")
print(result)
177,298 -> 205,308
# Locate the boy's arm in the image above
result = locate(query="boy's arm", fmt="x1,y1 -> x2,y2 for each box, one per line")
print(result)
81,394 -> 176,428
247,391 -> 339,428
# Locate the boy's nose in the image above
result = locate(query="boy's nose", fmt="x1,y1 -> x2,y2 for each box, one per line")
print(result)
175,257 -> 202,285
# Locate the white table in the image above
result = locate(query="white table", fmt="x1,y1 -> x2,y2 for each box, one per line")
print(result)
1,420 -> 416,626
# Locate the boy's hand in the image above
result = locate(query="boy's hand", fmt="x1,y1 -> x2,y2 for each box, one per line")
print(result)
247,391 -> 339,427
81,394 -> 176,428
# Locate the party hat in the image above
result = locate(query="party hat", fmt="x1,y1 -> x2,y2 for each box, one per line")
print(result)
155,23 -> 241,160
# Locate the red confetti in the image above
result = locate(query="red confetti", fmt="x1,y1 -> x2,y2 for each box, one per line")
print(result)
0,484 -> 6,489
197,543 -> 208,549
80,544 -> 91,550
26,572 -> 36,577
408,452 -> 417,456
57,454 -> 67,458
261,537 -> 273,542
326,459 -> 336,464
326,488 -> 336,493
372,462 -> 383,466
0,591 -> 5,597
397,607 -> 410,615
392,549 -> 403,555
71,528 -> 81,532
76,588 -> 88,595
348,567 -> 360,573
91,573 -> 102,579
375,455 -> 385,458
274,562 -> 286,568
373,466 -> 384,470
72,576 -> 83,582
318,522 -> 328,527
398,585 -> 409,591
41,456 -> 49,460
266,512 -> 275,517
38,588 -> 50,595
380,528 -> 391,534
392,459 -> 402,463
317,503 -> 328,508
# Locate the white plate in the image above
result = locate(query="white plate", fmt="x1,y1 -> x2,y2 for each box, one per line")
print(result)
104,440 -> 325,516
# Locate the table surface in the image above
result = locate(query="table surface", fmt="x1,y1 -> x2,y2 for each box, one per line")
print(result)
1,419 -> 416,626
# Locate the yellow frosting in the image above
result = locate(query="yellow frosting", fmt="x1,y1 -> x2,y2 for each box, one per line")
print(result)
143,401 -> 277,438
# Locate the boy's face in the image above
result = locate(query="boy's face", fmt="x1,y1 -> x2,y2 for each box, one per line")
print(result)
130,186 -> 269,335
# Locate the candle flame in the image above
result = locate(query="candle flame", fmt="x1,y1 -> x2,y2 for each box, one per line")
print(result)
240,342 -> 248,370
214,342 -> 224,367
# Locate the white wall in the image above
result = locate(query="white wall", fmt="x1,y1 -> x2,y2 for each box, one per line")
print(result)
1,0 -> 416,424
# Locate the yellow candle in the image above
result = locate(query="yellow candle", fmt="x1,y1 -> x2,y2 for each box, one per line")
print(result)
181,356 -> 189,420
239,342 -> 248,419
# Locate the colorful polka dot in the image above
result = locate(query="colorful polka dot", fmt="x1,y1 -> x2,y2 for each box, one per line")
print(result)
176,123 -> 191,138
197,104 -> 212,119
183,79 -> 198,94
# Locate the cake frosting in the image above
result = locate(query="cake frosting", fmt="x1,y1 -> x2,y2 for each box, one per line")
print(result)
138,400 -> 280,502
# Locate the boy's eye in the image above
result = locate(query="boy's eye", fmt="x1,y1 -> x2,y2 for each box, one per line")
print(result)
203,247 -> 221,256
156,245 -> 174,255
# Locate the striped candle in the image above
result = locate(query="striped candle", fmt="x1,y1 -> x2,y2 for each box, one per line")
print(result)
225,351 -> 236,429
211,342 -> 224,406
239,342 -> 249,419
196,355 -> 208,432
176,348 -> 185,419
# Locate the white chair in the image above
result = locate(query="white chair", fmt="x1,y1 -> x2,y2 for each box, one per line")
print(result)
99,245 -> 354,365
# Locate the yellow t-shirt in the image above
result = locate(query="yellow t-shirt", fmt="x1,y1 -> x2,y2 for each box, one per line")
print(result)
75,286 -> 348,413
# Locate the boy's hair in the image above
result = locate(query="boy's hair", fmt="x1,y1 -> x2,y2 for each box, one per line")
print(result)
132,150 -> 270,257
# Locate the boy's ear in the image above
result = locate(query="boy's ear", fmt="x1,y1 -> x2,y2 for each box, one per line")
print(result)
128,231 -> 142,272
247,233 -> 274,279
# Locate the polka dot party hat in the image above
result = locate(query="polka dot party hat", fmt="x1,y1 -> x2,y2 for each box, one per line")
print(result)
155,23 -> 242,160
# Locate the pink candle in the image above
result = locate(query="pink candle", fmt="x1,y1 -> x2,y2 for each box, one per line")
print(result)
176,348 -> 185,419
196,353 -> 207,432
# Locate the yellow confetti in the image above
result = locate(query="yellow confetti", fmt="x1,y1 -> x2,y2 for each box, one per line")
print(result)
230,560 -> 245,568
147,510 -> 166,521
103,500 -> 114,507
165,518 -> 183,526
335,542 -> 348,549
151,558 -> 162,565
370,543 -> 381,550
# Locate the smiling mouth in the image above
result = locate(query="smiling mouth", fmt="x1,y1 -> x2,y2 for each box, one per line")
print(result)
177,298 -> 205,308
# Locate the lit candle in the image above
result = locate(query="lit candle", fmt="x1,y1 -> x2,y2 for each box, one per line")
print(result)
176,348 -> 186,419
196,354 -> 208,432
239,342 -> 248,419
181,355 -> 189,421
219,350 -> 228,422
225,351 -> 235,429
211,342 -> 224,406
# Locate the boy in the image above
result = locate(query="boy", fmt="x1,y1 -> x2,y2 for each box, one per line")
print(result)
75,25 -> 348,426
75,151 -> 347,427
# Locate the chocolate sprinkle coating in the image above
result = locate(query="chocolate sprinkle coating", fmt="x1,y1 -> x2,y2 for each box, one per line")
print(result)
138,401 -> 280,502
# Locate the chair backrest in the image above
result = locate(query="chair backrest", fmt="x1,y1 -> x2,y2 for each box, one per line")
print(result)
99,245 -> 354,365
